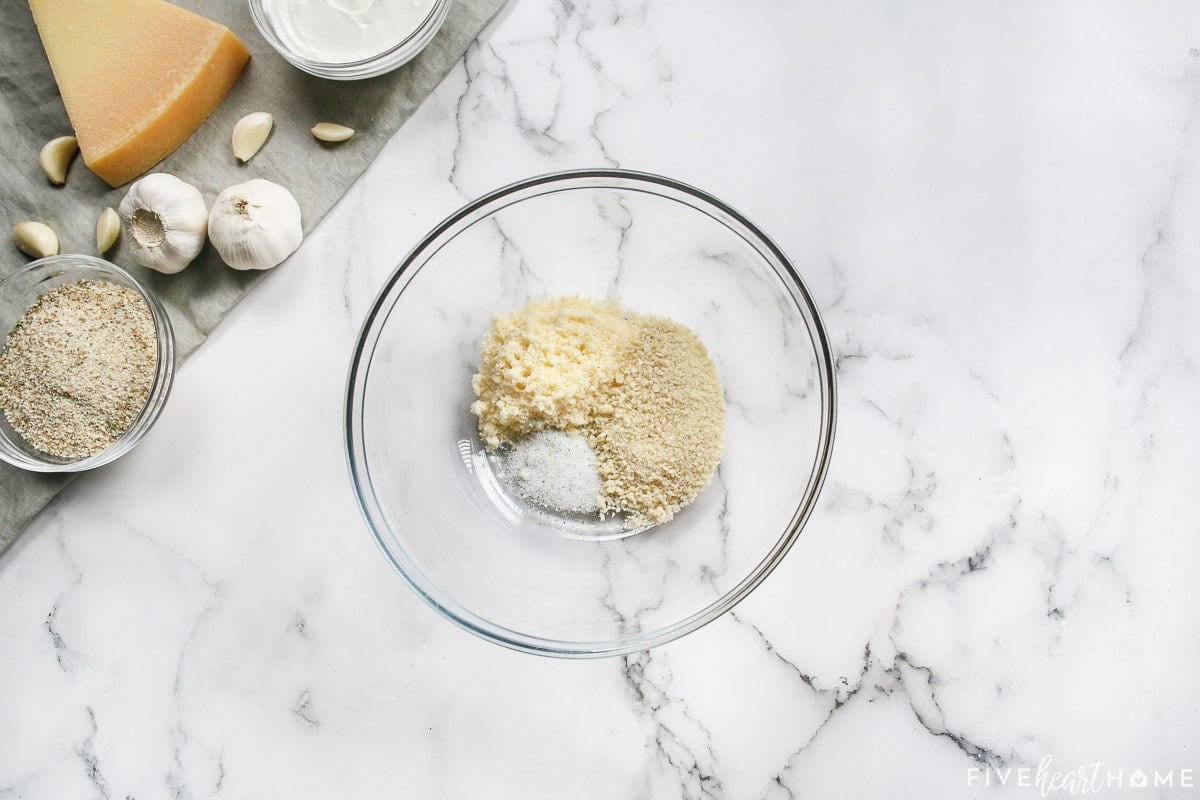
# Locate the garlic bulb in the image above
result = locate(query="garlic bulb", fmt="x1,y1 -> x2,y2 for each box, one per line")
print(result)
119,173 -> 208,274
208,179 -> 302,271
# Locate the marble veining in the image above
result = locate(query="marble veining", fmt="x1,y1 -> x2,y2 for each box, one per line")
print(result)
2,0 -> 1199,798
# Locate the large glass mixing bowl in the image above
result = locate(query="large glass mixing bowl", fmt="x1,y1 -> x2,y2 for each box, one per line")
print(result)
345,170 -> 836,657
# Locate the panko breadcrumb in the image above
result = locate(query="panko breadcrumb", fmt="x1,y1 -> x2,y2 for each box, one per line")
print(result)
0,280 -> 156,459
591,316 -> 725,527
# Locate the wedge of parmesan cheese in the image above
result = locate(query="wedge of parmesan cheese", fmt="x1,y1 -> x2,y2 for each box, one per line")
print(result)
28,0 -> 250,187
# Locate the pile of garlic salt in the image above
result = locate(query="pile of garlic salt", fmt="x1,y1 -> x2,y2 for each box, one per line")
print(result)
267,0 -> 438,63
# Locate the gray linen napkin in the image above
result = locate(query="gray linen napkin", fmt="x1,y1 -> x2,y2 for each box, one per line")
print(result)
0,0 -> 508,552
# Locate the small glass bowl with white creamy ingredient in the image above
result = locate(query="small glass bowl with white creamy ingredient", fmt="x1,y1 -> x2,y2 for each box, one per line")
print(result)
249,0 -> 452,79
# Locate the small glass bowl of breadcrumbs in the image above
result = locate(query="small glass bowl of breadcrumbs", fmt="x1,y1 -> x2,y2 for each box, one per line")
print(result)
346,170 -> 836,658
0,255 -> 175,472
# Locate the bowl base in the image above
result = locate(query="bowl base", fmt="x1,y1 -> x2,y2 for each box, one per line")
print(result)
462,439 -> 644,542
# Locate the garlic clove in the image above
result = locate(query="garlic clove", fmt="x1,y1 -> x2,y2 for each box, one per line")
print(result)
311,122 -> 355,143
12,221 -> 60,259
38,136 -> 78,185
96,207 -> 120,254
208,179 -> 303,271
118,173 -> 208,274
232,112 -> 273,163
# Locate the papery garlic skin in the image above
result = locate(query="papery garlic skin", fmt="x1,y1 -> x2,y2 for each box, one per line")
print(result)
311,122 -> 355,143
96,207 -> 120,254
39,136 -> 78,185
12,221 -> 59,258
232,112 -> 273,162
208,179 -> 302,271
119,173 -> 208,274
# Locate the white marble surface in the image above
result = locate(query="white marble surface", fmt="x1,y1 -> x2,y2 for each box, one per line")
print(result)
2,0 -> 1199,797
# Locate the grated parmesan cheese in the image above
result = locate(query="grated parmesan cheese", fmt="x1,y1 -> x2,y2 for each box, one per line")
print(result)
470,296 -> 635,449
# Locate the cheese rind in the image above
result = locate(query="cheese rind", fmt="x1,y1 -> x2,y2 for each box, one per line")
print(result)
28,0 -> 250,187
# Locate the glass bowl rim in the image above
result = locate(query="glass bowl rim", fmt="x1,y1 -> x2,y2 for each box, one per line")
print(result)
248,0 -> 451,80
0,254 -> 175,473
344,168 -> 838,658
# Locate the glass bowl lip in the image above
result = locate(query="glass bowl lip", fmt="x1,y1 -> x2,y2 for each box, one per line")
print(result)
0,254 -> 176,473
344,167 -> 838,658
248,0 -> 451,80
